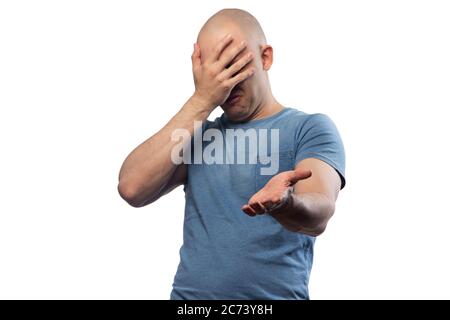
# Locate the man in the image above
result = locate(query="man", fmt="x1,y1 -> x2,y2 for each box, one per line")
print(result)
118,8 -> 345,299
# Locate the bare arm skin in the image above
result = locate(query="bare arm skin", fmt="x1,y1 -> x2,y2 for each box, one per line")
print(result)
118,35 -> 255,207
242,158 -> 342,236
117,99 -> 209,207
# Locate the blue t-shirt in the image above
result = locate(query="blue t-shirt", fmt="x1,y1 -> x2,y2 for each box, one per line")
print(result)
170,107 -> 346,300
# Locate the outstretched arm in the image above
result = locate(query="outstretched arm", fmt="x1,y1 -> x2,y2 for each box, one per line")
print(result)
242,158 -> 341,236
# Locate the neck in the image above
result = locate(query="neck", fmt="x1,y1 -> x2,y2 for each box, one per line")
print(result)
250,92 -> 284,121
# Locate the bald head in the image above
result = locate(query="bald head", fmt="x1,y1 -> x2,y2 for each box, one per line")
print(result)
197,9 -> 267,60
194,9 -> 278,122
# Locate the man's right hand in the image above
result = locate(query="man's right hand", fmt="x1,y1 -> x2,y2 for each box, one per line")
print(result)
191,34 -> 255,111
118,34 -> 255,207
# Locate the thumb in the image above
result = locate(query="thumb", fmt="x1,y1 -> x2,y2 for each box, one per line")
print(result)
191,43 -> 201,70
289,168 -> 312,185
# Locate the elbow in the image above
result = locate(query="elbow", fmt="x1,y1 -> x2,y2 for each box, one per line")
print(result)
304,224 -> 327,237
297,199 -> 335,237
295,221 -> 327,237
117,180 -> 147,208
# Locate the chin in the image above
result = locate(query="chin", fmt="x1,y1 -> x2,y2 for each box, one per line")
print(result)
222,104 -> 250,122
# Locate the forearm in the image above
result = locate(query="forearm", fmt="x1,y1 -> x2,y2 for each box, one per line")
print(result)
118,94 -> 212,206
269,192 -> 335,236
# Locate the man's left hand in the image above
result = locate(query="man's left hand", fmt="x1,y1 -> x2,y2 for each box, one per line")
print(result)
242,168 -> 312,216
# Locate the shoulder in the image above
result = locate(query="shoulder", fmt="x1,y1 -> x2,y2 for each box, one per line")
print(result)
279,108 -> 333,124
281,108 -> 339,135
302,112 -> 339,132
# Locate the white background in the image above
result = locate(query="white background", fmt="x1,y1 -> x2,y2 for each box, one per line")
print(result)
1,0 -> 449,299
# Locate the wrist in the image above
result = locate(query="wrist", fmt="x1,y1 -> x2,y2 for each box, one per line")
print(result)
189,93 -> 215,113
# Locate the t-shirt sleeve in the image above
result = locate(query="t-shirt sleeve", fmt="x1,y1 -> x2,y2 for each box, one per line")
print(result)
295,113 -> 346,189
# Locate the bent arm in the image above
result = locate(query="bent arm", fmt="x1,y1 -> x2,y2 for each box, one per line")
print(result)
269,158 -> 342,236
117,95 -> 211,207
118,35 -> 256,207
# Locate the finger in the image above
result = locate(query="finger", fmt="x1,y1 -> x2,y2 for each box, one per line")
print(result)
257,201 -> 269,215
261,200 -> 275,211
267,195 -> 289,212
217,40 -> 248,69
220,51 -> 253,80
209,33 -> 233,63
249,201 -> 266,215
242,204 -> 256,216
289,168 -> 312,185
191,43 -> 202,71
224,67 -> 255,88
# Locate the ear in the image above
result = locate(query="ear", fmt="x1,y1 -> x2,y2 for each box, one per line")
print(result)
260,44 -> 273,71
